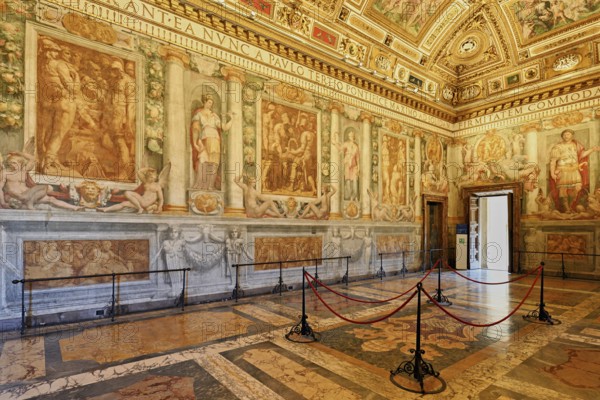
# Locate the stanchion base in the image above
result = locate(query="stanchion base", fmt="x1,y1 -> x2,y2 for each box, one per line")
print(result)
285,316 -> 320,343
427,290 -> 452,306
375,269 -> 386,279
399,267 -> 408,279
232,287 -> 245,300
272,283 -> 289,294
174,292 -> 184,308
390,350 -> 445,394
341,273 -> 349,285
523,307 -> 561,325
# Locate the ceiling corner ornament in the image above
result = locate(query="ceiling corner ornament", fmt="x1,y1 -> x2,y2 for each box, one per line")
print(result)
276,3 -> 311,36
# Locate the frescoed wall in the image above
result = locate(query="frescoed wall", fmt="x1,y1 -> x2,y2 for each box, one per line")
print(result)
1,0 -> 600,329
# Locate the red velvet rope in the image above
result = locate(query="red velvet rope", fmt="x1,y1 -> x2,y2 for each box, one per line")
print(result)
304,266 -> 433,304
304,272 -> 418,324
422,267 -> 541,328
443,261 -> 542,285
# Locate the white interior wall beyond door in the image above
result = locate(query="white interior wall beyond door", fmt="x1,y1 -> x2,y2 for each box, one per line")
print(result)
479,196 -> 509,270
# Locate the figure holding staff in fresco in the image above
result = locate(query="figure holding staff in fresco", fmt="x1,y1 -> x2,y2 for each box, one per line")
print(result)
335,127 -> 360,201
549,129 -> 600,213
190,94 -> 232,190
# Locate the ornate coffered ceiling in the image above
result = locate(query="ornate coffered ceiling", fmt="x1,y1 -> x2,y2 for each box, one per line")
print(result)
187,0 -> 600,121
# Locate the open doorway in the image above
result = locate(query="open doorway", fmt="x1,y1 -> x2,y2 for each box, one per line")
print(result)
461,183 -> 521,272
479,195 -> 509,270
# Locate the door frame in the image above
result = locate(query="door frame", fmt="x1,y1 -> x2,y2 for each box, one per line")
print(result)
461,182 -> 521,272
422,194 -> 448,266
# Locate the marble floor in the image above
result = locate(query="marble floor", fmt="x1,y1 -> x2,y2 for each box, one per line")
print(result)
1,268 -> 600,399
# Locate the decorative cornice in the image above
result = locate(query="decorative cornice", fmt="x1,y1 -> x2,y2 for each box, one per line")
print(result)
157,45 -> 190,67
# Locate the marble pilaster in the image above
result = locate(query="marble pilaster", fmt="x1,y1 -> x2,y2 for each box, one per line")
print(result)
523,122 -> 541,214
329,102 -> 344,217
360,112 -> 373,217
413,130 -> 423,217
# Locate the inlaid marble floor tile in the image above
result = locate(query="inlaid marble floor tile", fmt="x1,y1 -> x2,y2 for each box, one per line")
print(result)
0,337 -> 45,384
233,304 -> 294,326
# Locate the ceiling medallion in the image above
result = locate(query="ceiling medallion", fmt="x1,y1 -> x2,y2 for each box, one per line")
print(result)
552,54 -> 581,72
458,37 -> 478,54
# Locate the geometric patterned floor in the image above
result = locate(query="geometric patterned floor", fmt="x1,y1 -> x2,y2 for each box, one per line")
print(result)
1,269 -> 599,399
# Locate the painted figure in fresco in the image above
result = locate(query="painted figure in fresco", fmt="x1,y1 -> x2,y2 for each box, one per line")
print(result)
226,227 -> 249,284
190,94 -> 232,190
337,127 -> 360,201
381,136 -> 391,201
0,144 -> 83,211
549,129 -> 600,213
234,175 -> 283,218
98,163 -> 171,214
105,60 -> 136,178
80,240 -> 131,276
367,188 -> 393,222
286,114 -> 317,195
38,39 -> 95,172
299,185 -> 336,219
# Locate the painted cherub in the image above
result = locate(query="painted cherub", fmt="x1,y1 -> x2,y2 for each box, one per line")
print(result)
0,139 -> 83,211
98,163 -> 171,214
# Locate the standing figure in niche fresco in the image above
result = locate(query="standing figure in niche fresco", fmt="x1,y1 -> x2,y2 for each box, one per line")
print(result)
549,129 -> 600,213
98,163 -> 170,214
300,185 -> 337,219
190,94 -> 232,190
234,175 -> 283,218
336,127 -> 360,201
0,146 -> 83,211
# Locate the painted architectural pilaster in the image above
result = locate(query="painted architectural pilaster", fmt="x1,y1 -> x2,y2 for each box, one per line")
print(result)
360,112 -> 373,217
159,46 -> 190,212
222,67 -> 246,213
413,130 -> 423,217
523,122 -> 541,214
329,102 -> 344,217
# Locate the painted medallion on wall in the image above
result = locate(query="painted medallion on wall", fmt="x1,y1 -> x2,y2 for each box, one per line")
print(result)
24,240 -> 149,288
35,35 -> 138,182
254,236 -> 323,270
260,100 -> 319,198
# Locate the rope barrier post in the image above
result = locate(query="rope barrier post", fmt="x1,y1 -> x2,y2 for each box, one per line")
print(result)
390,283 -> 441,394
400,250 -> 407,278
272,262 -> 287,295
428,259 -> 452,306
561,253 -> 567,280
232,264 -> 244,302
314,259 -> 319,291
180,269 -> 187,311
110,273 -> 116,322
376,253 -> 386,280
517,250 -> 522,274
285,268 -> 318,343
13,279 -> 25,335
523,262 -> 560,325
341,256 -> 349,286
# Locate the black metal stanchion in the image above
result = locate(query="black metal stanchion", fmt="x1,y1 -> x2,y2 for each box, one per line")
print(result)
180,269 -> 187,311
286,268 -> 318,343
314,259 -> 319,290
561,253 -> 567,280
524,262 -> 560,325
272,262 -> 288,295
390,283 -> 444,394
13,279 -> 25,335
428,258 -> 451,306
341,256 -> 349,286
232,264 -> 244,302
110,273 -> 116,322
517,250 -> 522,274
376,253 -> 386,280
400,250 -> 408,278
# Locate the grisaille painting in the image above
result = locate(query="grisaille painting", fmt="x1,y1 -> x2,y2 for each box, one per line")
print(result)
36,35 -> 137,182
260,100 -> 319,198
24,240 -> 149,288
254,237 -> 322,270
